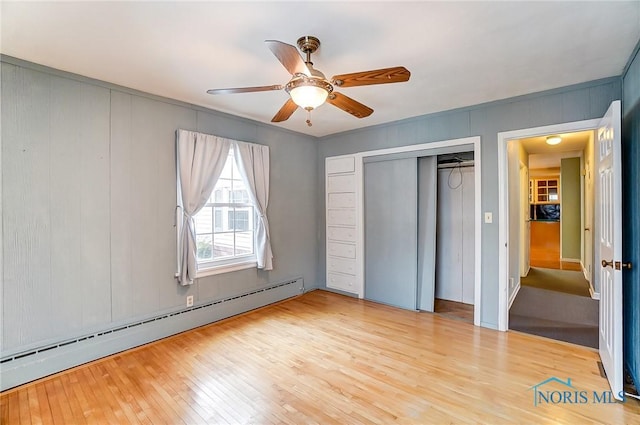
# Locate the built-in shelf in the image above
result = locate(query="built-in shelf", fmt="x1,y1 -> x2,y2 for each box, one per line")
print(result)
530,178 -> 559,204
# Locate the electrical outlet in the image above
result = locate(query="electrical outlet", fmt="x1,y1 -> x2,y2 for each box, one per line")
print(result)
186,295 -> 194,307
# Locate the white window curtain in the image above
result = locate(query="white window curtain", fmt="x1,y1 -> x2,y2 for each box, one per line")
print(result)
234,141 -> 273,270
176,129 -> 231,285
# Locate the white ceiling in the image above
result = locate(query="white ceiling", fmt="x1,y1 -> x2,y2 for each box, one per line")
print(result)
2,2 -> 639,138
520,130 -> 592,169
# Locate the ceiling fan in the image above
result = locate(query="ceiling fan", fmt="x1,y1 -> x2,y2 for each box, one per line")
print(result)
207,36 -> 411,126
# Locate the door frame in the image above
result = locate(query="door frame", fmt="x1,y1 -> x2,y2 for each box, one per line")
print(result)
519,161 -> 530,278
497,119 -> 599,331
356,136 -> 482,326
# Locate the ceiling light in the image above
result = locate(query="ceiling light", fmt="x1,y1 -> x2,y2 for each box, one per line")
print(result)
546,135 -> 562,145
286,76 -> 333,110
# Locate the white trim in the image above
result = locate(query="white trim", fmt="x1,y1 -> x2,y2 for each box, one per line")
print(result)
497,119 -> 600,331
355,156 -> 364,298
560,257 -> 581,263
359,136 -> 480,158
357,136 -> 482,327
508,281 -> 521,309
195,260 -> 257,278
582,260 -> 601,300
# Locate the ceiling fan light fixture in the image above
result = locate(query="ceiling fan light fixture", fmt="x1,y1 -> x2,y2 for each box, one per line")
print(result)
290,85 -> 328,109
546,135 -> 562,145
286,76 -> 333,110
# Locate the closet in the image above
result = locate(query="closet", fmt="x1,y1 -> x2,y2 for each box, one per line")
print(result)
325,148 -> 476,315
435,155 -> 475,305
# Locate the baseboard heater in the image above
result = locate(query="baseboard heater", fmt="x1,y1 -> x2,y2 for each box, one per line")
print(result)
0,277 -> 303,391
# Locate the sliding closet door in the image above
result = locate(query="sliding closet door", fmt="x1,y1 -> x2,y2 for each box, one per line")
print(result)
417,156 -> 437,312
364,158 -> 417,310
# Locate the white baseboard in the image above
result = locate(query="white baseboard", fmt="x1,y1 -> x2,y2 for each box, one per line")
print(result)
560,257 -> 581,263
581,262 -> 592,283
589,285 -> 600,300
508,281 -> 521,309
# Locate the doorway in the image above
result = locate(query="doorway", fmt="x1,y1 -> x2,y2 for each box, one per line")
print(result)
507,131 -> 598,348
497,119 -> 602,331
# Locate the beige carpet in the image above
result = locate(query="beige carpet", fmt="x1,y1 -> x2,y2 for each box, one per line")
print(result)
521,267 -> 591,297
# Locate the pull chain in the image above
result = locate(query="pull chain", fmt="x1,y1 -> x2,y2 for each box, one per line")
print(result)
305,107 -> 313,127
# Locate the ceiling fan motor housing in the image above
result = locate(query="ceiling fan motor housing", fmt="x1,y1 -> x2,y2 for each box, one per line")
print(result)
297,36 -> 321,56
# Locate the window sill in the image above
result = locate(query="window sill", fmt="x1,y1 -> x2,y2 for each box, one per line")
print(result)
196,260 -> 257,278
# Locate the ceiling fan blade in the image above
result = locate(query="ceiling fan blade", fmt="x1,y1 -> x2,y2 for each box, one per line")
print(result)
207,85 -> 283,95
327,92 -> 373,118
265,40 -> 311,76
331,66 -> 410,88
271,98 -> 298,122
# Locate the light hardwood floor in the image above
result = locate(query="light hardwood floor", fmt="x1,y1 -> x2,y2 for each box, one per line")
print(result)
530,221 -> 583,271
2,290 -> 639,424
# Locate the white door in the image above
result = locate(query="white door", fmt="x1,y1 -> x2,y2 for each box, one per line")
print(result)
597,100 -> 623,400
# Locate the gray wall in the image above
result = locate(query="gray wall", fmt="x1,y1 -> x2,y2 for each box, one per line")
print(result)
317,78 -> 621,329
1,56 -> 318,358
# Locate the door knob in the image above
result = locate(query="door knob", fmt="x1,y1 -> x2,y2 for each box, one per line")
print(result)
601,259 -> 614,268
601,260 -> 633,270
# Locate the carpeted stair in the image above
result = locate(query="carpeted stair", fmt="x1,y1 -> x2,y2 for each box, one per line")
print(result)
510,285 -> 599,348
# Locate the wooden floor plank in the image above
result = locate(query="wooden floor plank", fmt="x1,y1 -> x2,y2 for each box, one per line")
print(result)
17,388 -> 31,425
33,385 -> 54,425
2,290 -> 639,424
5,390 -> 20,425
26,386 -> 43,425
57,373 -> 87,425
47,378 -> 75,425
77,367 -> 112,424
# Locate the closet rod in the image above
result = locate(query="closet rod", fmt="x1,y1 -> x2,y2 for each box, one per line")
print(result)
437,161 -> 475,169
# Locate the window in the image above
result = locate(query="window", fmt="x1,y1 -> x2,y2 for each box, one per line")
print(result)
228,210 -> 250,231
193,146 -> 256,274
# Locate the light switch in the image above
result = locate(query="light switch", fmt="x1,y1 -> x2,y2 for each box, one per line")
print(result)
484,212 -> 493,223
